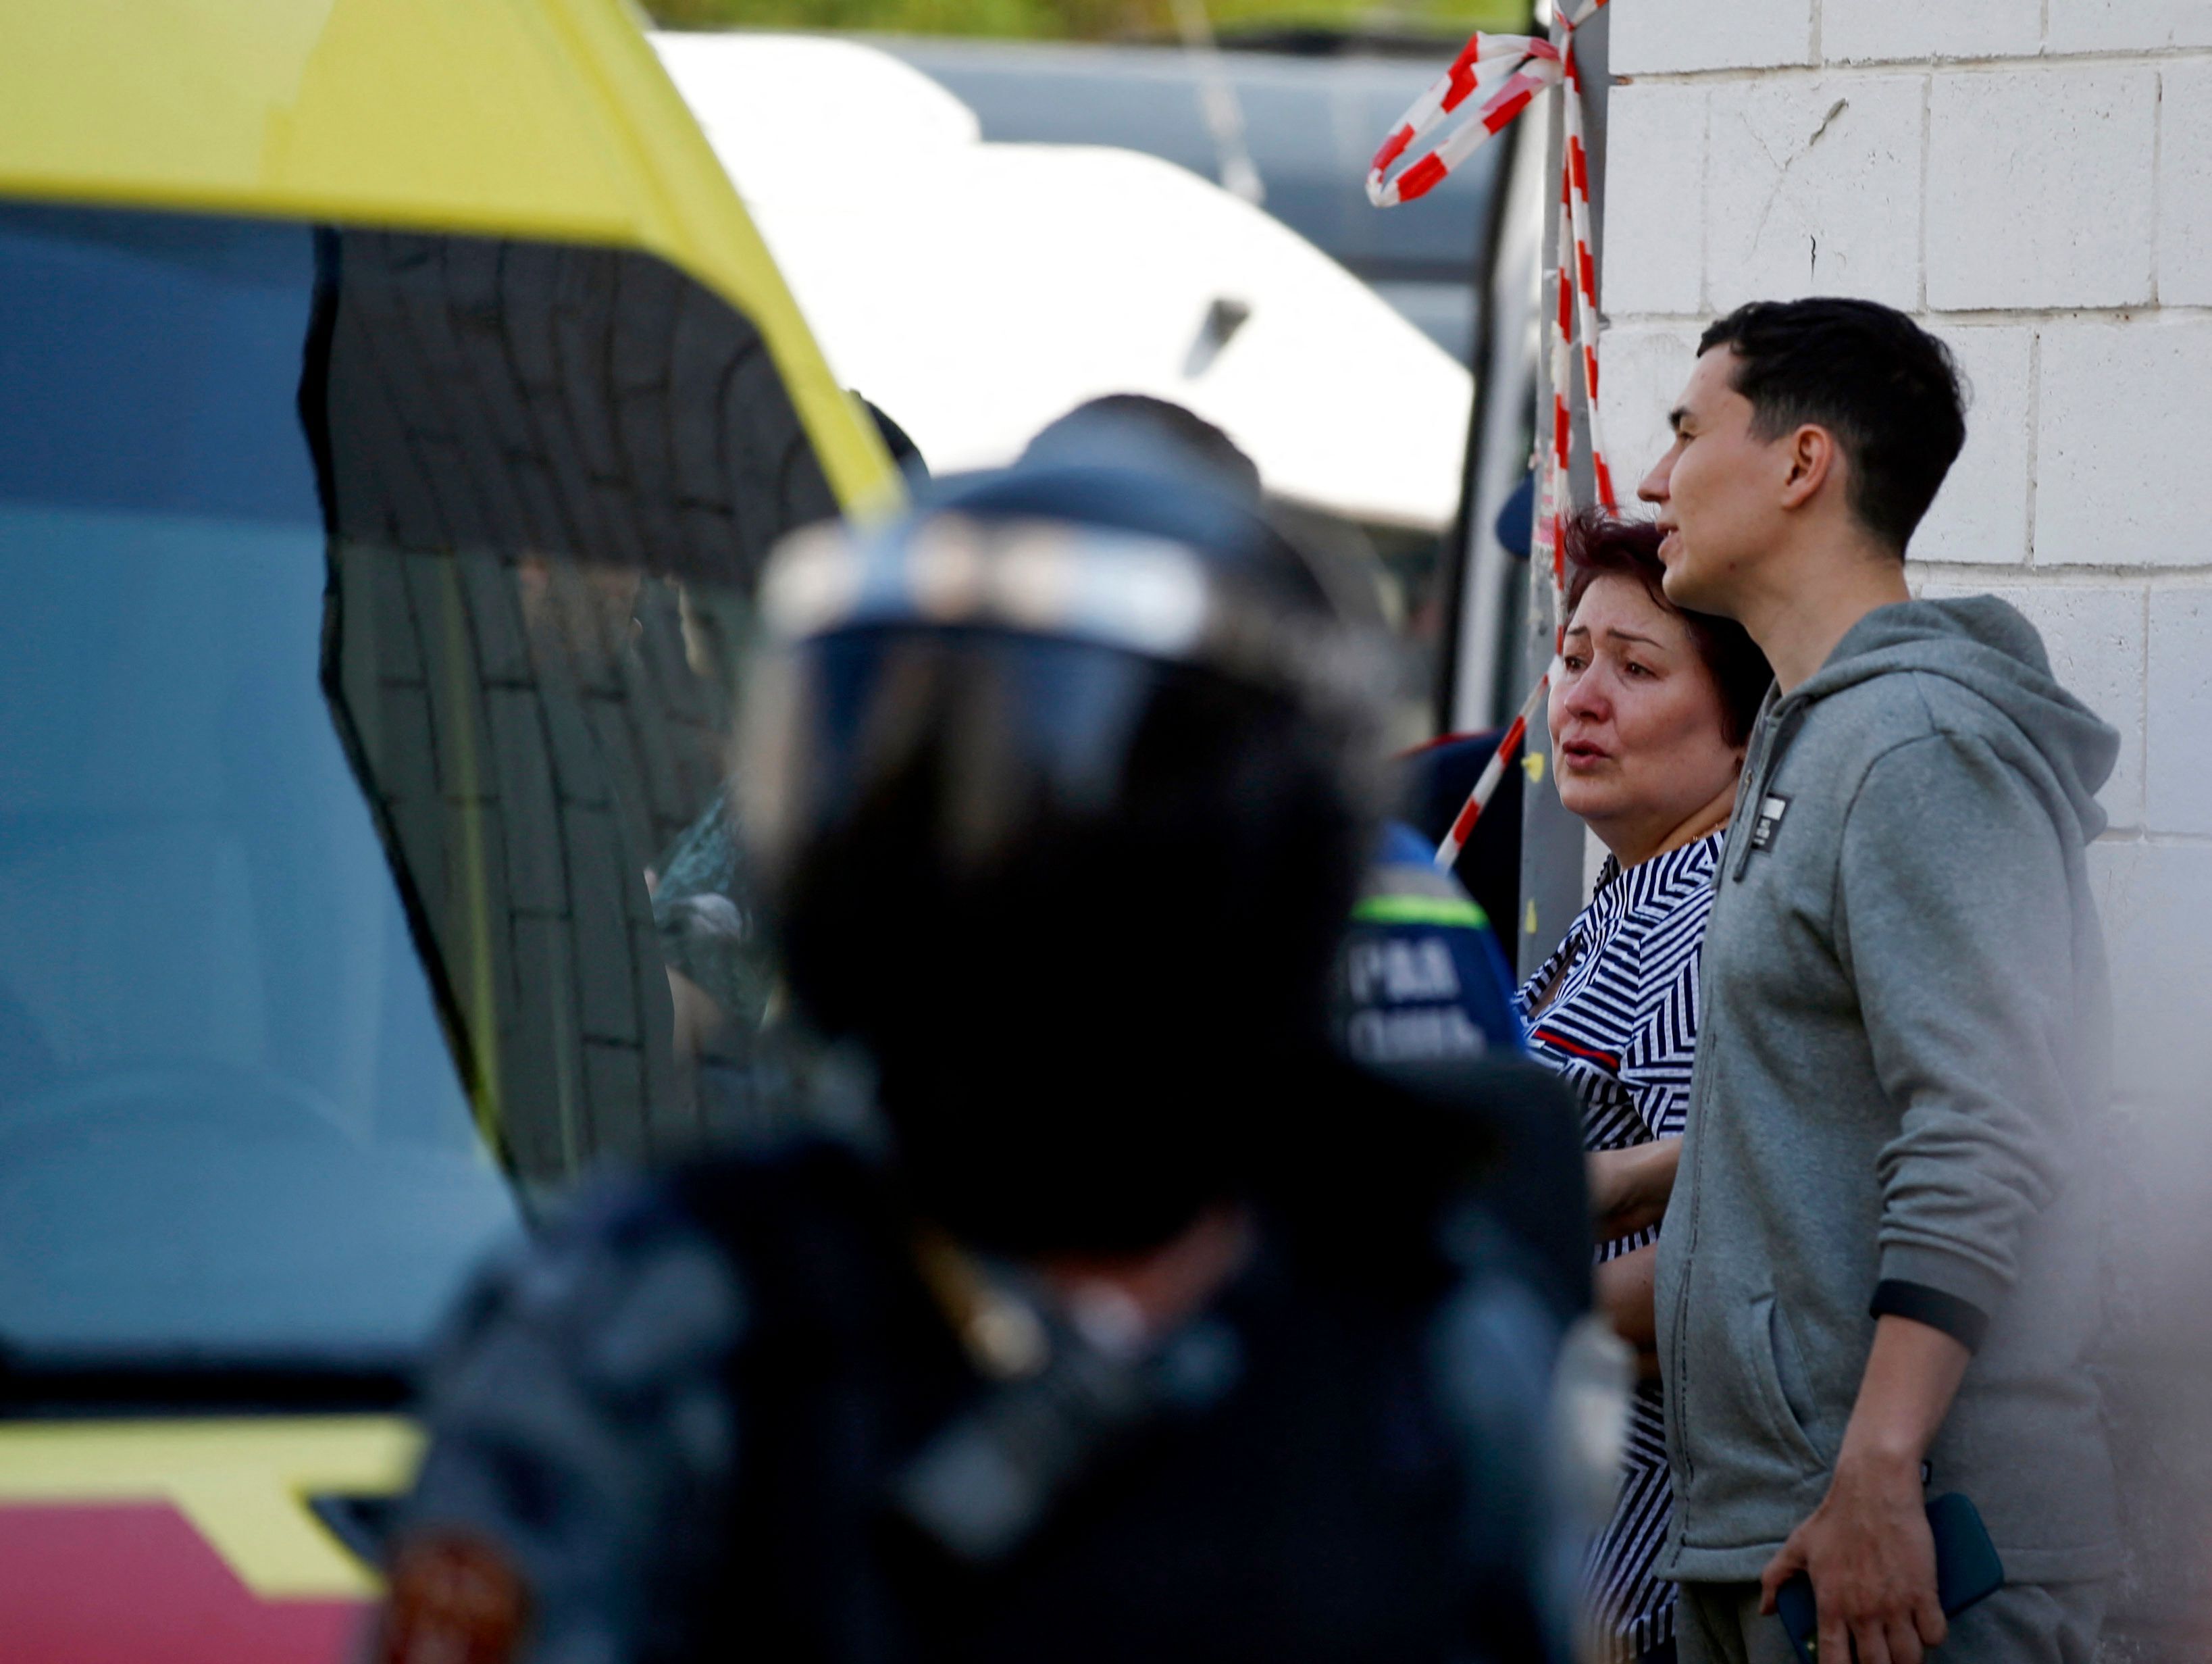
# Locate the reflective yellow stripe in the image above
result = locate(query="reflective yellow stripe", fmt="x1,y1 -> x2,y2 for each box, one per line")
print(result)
1351,893 -> 1491,930
0,1417 -> 422,1598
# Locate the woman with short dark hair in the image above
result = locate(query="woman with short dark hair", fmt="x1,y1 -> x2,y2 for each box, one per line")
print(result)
1520,509 -> 1771,1664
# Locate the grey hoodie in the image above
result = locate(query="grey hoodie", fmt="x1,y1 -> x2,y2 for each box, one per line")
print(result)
1653,596 -> 2121,1586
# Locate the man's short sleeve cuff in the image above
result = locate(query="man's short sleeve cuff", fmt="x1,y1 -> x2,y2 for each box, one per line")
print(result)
1870,1279 -> 1990,1353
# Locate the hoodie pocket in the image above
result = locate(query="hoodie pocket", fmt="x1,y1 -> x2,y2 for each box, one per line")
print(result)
1766,1298 -> 1830,1460
1741,1294 -> 1825,1473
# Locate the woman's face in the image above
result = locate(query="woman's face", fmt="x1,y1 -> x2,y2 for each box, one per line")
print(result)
1548,570 -> 1745,864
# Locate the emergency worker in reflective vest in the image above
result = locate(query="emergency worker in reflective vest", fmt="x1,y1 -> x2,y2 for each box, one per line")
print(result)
377,444 -> 1589,1664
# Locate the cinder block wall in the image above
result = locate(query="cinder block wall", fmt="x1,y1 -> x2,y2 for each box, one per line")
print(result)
1591,5 -> 2212,1650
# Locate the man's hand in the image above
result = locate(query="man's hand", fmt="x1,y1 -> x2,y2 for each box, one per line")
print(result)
1759,1446 -> 1944,1664
1758,1314 -> 1972,1664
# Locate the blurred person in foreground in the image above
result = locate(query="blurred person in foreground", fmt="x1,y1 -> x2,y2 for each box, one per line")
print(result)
1023,394 -> 1570,1304
1024,394 -> 1525,1069
1640,298 -> 2119,1664
1516,509 -> 1772,1664
375,440 -> 1590,1664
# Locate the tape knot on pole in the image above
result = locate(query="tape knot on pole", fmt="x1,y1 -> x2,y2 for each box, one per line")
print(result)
1365,34 -> 1562,208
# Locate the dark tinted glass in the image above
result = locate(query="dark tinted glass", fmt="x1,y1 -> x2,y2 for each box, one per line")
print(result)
0,202 -> 835,1366
0,206 -> 324,524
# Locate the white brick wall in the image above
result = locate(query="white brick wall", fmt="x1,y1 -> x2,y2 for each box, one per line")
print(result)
1592,3 -> 2212,1129
2035,316 -> 2212,566
2160,58 -> 2212,305
1927,66 -> 2158,310
2046,0 -> 2212,53
1911,324 -> 2032,565
2094,837 -> 2212,1105
2146,588 -> 2212,834
1822,0 -> 2040,64
1595,322 -> 1703,494
1611,0 -> 1814,74
1705,75 -> 1923,309
1599,85 -> 1707,315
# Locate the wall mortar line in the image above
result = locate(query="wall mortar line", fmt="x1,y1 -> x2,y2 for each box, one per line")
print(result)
1613,45 -> 2212,85
2024,328 -> 2043,565
2151,67 -> 2165,305
1917,72 -> 1932,313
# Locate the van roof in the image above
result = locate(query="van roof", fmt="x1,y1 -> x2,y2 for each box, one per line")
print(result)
0,0 -> 895,512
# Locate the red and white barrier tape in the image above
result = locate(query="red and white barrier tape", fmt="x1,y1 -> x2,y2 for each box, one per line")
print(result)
1364,32 -> 1563,209
1370,3 -> 1616,872
1432,668 -> 1553,873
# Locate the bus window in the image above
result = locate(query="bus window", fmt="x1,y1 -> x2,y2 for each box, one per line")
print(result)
0,202 -> 836,1369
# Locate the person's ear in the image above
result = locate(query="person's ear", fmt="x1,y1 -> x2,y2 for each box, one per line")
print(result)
1778,424 -> 1836,509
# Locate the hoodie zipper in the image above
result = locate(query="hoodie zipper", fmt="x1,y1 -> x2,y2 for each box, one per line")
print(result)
1667,689 -> 1800,1494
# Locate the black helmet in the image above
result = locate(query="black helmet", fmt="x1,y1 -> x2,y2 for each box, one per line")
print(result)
739,451 -> 1394,1254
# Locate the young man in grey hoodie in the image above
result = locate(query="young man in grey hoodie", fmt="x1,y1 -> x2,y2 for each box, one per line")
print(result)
1637,298 -> 2119,1664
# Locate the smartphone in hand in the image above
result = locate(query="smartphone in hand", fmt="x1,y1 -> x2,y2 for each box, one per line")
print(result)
1776,1493 -> 2004,1663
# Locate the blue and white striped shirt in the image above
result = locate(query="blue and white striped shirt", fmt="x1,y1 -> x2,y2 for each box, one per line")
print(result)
1518,831 -> 1721,1663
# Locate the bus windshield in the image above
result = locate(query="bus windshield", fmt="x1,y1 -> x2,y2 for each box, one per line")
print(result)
0,499 -> 518,1364
0,203 -> 834,1370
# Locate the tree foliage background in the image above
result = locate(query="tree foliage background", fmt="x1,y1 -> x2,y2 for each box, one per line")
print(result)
646,0 -> 1530,40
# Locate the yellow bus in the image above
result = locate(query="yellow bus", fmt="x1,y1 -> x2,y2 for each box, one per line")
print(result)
0,3 -> 896,1655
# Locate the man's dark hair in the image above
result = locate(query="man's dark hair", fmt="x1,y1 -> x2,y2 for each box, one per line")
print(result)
1697,298 -> 1966,553
1564,509 -> 1772,747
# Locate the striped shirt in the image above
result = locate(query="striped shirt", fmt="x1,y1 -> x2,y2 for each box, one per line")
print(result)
1516,831 -> 1721,1663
